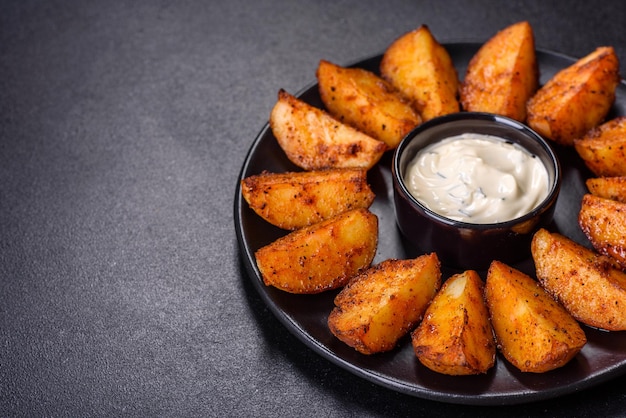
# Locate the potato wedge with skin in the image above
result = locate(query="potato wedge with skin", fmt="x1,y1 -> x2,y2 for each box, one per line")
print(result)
380,25 -> 459,122
531,228 -> 626,331
316,60 -> 421,149
579,193 -> 626,268
412,270 -> 496,375
269,89 -> 387,171
526,46 -> 620,146
586,176 -> 626,202
328,253 -> 441,355
485,260 -> 587,373
460,21 -> 538,122
241,168 -> 375,230
255,208 -> 378,294
574,117 -> 626,177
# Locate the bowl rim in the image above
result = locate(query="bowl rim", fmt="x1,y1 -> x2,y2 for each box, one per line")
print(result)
392,111 -> 562,230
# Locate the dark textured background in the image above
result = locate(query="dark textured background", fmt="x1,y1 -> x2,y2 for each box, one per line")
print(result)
2,1 -> 626,416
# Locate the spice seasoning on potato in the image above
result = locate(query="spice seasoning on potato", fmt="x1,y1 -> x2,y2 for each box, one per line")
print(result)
328,253 -> 441,354
531,228 -> 626,331
460,21 -> 538,121
255,208 -> 378,294
412,270 -> 496,375
526,46 -> 620,146
485,260 -> 587,373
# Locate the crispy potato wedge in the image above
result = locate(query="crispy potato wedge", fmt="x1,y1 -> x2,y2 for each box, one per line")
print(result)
526,46 -> 620,146
531,228 -> 626,331
316,60 -> 421,149
412,270 -> 496,375
574,116 -> 626,177
269,89 -> 386,170
255,208 -> 378,294
460,21 -> 538,121
328,253 -> 441,355
241,168 -> 375,230
579,193 -> 626,268
586,176 -> 626,202
380,25 -> 459,122
485,260 -> 587,373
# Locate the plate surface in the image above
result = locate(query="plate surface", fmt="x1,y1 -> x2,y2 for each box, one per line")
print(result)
234,43 -> 626,405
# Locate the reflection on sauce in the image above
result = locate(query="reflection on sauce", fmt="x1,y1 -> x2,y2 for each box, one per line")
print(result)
405,133 -> 549,224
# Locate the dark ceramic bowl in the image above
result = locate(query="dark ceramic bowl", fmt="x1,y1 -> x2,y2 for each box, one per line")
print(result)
392,112 -> 561,270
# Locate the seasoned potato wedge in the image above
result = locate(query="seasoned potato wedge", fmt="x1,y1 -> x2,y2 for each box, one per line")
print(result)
579,193 -> 626,268
241,168 -> 375,230
526,46 -> 620,146
412,270 -> 496,375
328,253 -> 441,354
485,260 -> 587,373
380,25 -> 459,122
460,21 -> 538,121
574,117 -> 626,177
316,60 -> 421,149
255,208 -> 378,294
531,228 -> 626,331
269,89 -> 386,170
586,176 -> 626,202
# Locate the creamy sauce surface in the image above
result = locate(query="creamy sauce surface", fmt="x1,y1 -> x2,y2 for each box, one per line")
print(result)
405,133 -> 549,224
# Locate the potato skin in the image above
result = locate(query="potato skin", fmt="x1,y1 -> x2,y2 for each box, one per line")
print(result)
412,270 -> 496,375
574,116 -> 626,177
241,168 -> 375,230
579,193 -> 626,268
316,60 -> 421,149
380,25 -> 459,121
586,176 -> 626,202
460,21 -> 538,122
269,89 -> 386,170
531,228 -> 626,331
328,253 -> 441,354
255,208 -> 378,294
485,260 -> 587,373
526,46 -> 620,146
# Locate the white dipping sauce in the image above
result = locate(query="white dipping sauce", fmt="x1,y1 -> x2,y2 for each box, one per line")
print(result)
405,133 -> 549,224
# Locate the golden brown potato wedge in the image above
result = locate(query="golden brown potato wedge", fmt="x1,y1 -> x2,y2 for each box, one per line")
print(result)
269,89 -> 386,170
412,270 -> 496,375
316,60 -> 421,149
328,253 -> 441,355
380,25 -> 459,122
460,21 -> 538,122
526,46 -> 620,146
485,260 -> 587,373
255,208 -> 378,294
241,168 -> 375,230
586,176 -> 626,202
574,116 -> 626,177
579,193 -> 626,268
531,228 -> 626,331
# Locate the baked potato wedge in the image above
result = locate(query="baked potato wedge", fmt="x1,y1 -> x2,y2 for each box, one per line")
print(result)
412,270 -> 496,375
269,89 -> 386,170
316,60 -> 421,149
531,228 -> 626,331
241,168 -> 375,230
579,193 -> 626,268
485,260 -> 587,373
460,21 -> 538,121
255,208 -> 378,294
586,176 -> 626,202
328,253 -> 441,355
526,46 -> 620,146
380,25 -> 459,122
574,116 -> 626,177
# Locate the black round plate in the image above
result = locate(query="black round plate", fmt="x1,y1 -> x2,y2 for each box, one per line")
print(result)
233,43 -> 626,405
